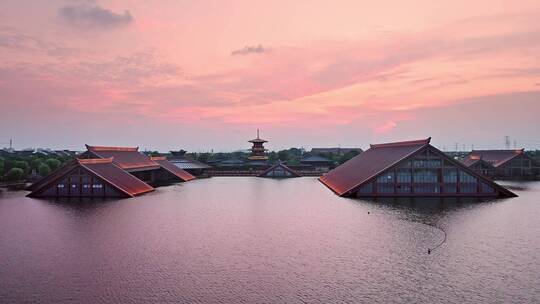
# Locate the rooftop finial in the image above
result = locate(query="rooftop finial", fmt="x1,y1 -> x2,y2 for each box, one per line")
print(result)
257,129 -> 260,139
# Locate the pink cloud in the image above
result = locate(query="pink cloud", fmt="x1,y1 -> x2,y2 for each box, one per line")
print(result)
373,121 -> 397,135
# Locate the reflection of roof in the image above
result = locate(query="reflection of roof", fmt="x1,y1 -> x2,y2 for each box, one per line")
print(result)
319,138 -> 430,196
258,163 -> 300,177
150,157 -> 195,181
465,150 -> 525,167
85,145 -> 160,171
301,155 -> 333,163
28,158 -> 154,198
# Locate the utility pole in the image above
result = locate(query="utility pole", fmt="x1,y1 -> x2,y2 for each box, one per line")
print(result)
505,136 -> 510,149
455,142 -> 458,152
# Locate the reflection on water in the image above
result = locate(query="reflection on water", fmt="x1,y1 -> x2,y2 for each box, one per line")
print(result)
0,177 -> 539,304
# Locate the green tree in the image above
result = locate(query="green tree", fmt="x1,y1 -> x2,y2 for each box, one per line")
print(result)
338,151 -> 360,164
4,168 -> 24,182
30,158 -> 43,170
38,163 -> 52,177
45,158 -> 61,171
0,159 -> 4,177
13,160 -> 30,175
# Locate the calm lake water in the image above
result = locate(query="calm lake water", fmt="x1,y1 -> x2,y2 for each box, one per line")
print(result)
1,177 -> 539,303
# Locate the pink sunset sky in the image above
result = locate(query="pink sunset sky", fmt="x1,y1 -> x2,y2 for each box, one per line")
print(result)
1,0 -> 540,152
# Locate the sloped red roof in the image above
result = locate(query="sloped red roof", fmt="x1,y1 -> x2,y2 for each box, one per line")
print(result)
466,150 -> 524,167
79,158 -> 154,196
319,138 -> 431,196
150,157 -> 196,182
258,163 -> 301,177
85,145 -> 160,171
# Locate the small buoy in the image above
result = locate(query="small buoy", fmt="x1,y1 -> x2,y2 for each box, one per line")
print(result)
428,249 -> 431,254
367,212 -> 370,214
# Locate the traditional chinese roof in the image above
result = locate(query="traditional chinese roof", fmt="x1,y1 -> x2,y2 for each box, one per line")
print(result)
465,149 -> 525,167
461,155 -> 495,168
27,158 -> 154,198
258,163 -> 301,177
150,157 -> 196,181
84,145 -> 160,171
248,129 -> 268,143
319,138 -> 430,196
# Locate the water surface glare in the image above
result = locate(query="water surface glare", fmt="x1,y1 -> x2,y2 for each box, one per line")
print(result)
1,177 -> 539,303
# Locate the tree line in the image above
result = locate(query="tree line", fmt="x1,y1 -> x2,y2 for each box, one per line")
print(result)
0,154 -> 73,183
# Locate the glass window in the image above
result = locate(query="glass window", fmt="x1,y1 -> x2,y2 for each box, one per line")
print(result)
481,183 -> 495,193
414,169 -> 438,183
396,168 -> 411,183
396,185 -> 411,193
57,184 -> 65,188
358,183 -> 373,194
413,160 -> 427,168
414,184 -> 440,193
427,159 -> 442,168
460,170 -> 477,183
443,184 -> 457,193
377,184 -> 394,193
377,171 -> 394,183
460,184 -> 477,193
443,169 -> 457,182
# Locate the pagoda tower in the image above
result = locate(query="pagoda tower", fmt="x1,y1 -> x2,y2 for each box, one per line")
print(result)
248,129 -> 268,161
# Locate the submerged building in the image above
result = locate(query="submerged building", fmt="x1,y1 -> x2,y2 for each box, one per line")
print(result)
28,145 -> 195,198
461,155 -> 496,178
27,158 -> 155,198
319,138 -> 516,198
80,145 -> 195,184
258,163 -> 301,178
463,150 -> 540,180
300,155 -> 334,172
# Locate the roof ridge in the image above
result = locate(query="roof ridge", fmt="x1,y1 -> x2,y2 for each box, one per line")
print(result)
150,156 -> 167,161
86,144 -> 139,152
78,157 -> 114,164
370,137 -> 431,149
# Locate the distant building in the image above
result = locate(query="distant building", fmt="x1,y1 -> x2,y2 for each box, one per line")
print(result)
300,155 -> 334,172
258,163 -> 300,178
169,157 -> 212,176
310,147 -> 363,155
168,151 -> 212,176
248,129 -> 268,165
28,145 -> 196,198
319,138 -> 516,198
463,150 -> 540,180
219,159 -> 246,167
